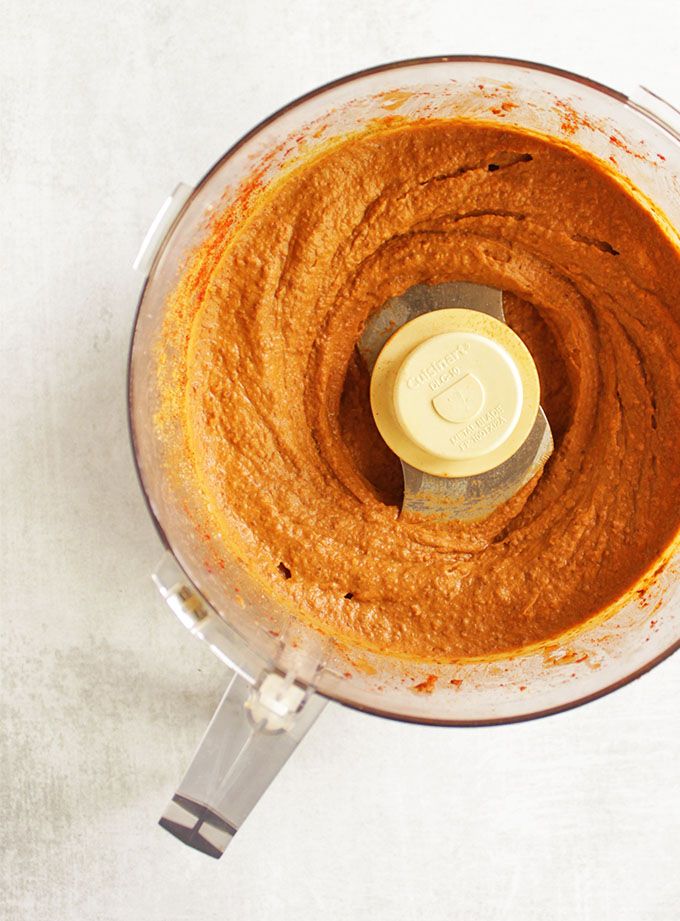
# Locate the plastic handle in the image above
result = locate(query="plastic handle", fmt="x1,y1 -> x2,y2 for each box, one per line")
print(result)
626,86 -> 680,142
152,555 -> 328,857
160,669 -> 327,857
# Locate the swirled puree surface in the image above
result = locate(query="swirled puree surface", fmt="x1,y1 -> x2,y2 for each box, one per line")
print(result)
174,121 -> 680,662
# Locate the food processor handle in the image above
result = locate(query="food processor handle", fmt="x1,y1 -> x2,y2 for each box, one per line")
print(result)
160,668 -> 327,857
152,555 -> 328,857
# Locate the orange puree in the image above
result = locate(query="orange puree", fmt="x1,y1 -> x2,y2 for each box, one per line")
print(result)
165,121 -> 680,662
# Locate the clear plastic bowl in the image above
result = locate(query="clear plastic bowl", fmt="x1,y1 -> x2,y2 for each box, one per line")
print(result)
128,57 -> 680,855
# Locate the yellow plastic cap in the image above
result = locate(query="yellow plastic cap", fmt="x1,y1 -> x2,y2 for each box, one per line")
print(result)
370,308 -> 541,477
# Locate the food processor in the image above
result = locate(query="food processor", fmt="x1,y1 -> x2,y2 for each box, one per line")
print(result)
128,56 -> 680,858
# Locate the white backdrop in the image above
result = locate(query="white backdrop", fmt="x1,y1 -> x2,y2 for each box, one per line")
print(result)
1,1 -> 679,919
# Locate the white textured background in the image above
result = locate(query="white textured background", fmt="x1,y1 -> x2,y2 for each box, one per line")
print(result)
2,1 -> 679,919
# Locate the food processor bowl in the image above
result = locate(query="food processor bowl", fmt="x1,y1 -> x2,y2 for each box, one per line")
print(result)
128,57 -> 680,856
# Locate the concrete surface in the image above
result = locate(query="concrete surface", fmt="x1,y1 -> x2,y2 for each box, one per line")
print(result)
1,1 -> 679,919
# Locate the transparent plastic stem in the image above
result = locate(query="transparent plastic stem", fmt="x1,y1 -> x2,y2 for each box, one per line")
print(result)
160,669 -> 326,857
152,553 -> 328,857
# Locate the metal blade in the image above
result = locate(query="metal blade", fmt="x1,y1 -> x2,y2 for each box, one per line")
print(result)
358,282 -> 504,373
358,281 -> 553,523
400,408 -> 553,522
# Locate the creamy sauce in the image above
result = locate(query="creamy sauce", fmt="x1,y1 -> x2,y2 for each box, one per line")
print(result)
171,121 -> 680,661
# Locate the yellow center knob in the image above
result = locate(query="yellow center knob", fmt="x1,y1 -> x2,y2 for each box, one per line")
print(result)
370,308 -> 541,478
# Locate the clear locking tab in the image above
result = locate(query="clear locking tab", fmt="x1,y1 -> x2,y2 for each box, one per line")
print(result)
133,183 -> 194,276
626,86 -> 680,141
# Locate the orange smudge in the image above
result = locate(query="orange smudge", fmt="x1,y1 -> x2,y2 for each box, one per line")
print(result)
412,674 -> 438,694
378,89 -> 413,112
